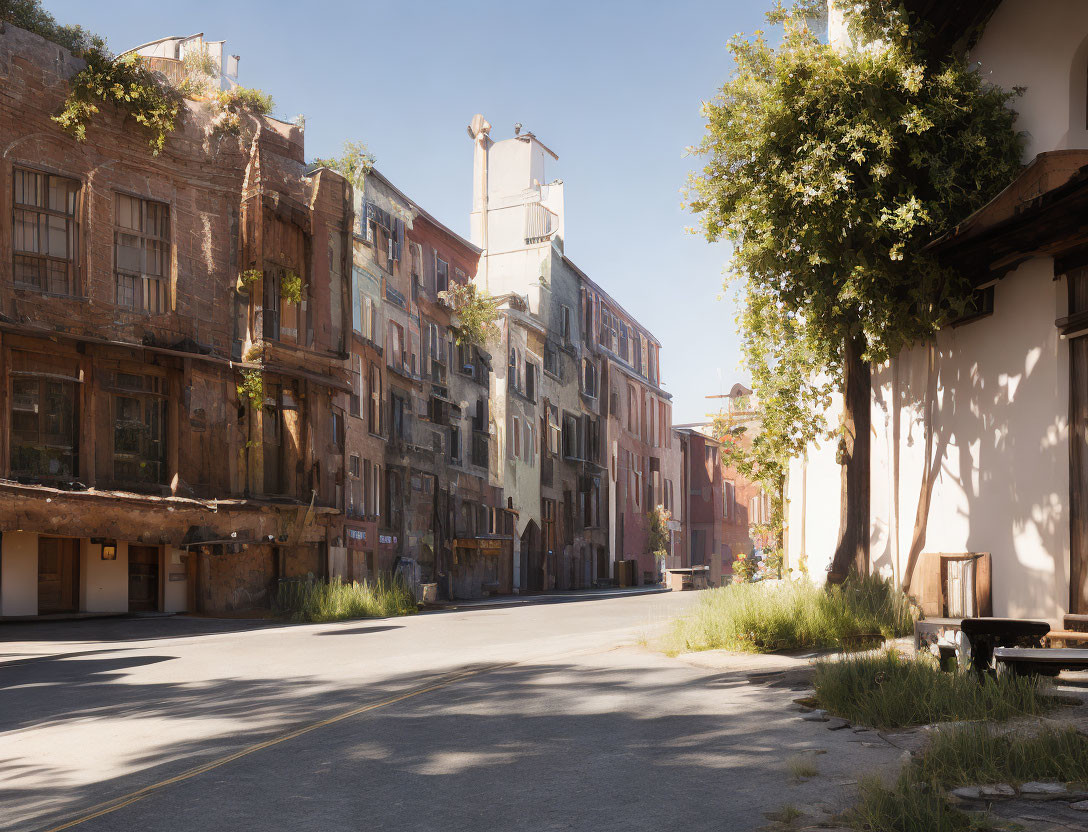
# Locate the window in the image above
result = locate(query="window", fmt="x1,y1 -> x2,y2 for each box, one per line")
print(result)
450,424 -> 461,463
410,244 -> 423,286
368,363 -> 382,435
544,344 -> 558,377
348,455 -> 362,518
351,355 -> 363,418
388,322 -> 406,371
561,305 -> 572,343
664,478 -> 674,513
523,421 -> 534,465
13,168 -> 80,296
458,341 -> 475,376
109,372 -> 167,486
11,376 -> 78,478
724,481 -> 735,522
385,468 -> 403,530
562,413 -> 578,460
547,404 -> 561,456
114,193 -> 169,314
634,337 -> 643,374
525,362 -> 537,402
628,385 -> 638,434
509,415 -> 520,460
331,409 -> 345,454
619,323 -> 629,361
582,358 -> 598,398
436,256 -> 449,293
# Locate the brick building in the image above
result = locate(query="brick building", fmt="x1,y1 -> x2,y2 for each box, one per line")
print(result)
674,385 -> 771,586
343,168 -> 508,599
0,24 -> 352,617
583,278 -> 673,585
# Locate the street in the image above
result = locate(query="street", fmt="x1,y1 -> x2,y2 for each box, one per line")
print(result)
1,592 -> 904,832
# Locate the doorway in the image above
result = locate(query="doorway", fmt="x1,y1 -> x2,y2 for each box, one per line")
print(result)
128,545 -> 160,612
38,537 -> 79,614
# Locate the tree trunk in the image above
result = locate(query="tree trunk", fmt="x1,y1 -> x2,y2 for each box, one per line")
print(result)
828,332 -> 870,583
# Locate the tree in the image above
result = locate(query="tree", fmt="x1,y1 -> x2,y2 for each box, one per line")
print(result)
1,0 -> 96,55
647,505 -> 671,563
687,1 -> 1022,581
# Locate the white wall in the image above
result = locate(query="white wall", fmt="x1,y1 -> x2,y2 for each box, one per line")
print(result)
164,548 -> 188,612
870,260 -> 1069,622
1,531 -> 38,616
785,395 -> 843,581
969,0 -> 1088,160
82,540 -> 130,613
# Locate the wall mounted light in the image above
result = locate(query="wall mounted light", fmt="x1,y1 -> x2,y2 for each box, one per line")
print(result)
101,543 -> 117,561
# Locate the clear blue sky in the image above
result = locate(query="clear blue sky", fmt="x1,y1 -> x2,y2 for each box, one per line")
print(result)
46,0 -> 775,423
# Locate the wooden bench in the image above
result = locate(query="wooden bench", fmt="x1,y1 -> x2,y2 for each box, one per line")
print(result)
1045,629 -> 1088,647
993,646 -> 1088,676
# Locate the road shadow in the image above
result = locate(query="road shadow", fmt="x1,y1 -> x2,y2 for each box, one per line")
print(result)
0,653 -> 896,832
314,625 -> 404,636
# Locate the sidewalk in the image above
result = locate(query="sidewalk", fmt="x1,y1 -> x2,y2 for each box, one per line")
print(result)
425,585 -> 672,611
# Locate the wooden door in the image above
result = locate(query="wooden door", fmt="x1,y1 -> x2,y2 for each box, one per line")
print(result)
128,545 -> 160,612
38,537 -> 78,614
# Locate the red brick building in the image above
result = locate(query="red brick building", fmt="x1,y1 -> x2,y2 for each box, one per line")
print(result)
0,24 -> 351,616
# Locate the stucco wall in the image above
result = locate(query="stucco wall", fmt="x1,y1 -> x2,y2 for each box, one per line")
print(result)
1,531 -> 37,616
969,0 -> 1088,160
82,540 -> 129,613
871,260 -> 1069,622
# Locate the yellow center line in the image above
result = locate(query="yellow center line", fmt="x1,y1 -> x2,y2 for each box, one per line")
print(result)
37,661 -> 517,832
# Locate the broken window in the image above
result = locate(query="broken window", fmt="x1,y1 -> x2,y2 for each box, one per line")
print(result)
110,372 -> 167,487
114,193 -> 169,314
13,167 -> 80,296
10,376 -> 78,479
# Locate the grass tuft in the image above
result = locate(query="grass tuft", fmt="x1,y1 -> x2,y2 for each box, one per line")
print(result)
848,776 -> 983,832
915,724 -> 1088,789
846,726 -> 1088,831
662,574 -> 914,654
276,576 -> 417,622
786,755 -> 820,780
813,649 -> 1054,729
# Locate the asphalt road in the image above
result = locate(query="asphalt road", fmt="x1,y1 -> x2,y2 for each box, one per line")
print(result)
0,590 -> 905,832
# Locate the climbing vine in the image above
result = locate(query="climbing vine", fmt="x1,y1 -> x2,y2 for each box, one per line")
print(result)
238,268 -> 262,291
236,368 -> 264,407
438,282 -> 500,347
280,270 -> 302,305
53,41 -> 183,155
687,1 -> 1023,571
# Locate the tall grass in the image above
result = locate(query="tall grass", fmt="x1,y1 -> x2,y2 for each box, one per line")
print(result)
663,574 -> 914,654
914,724 -> 1088,789
276,577 -> 417,622
814,650 -> 1053,729
846,726 -> 1088,831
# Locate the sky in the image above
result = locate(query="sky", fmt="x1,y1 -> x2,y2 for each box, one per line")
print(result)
45,0 -> 776,424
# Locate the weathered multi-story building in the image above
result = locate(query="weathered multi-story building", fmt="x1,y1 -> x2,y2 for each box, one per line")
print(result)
673,385 -> 771,586
344,168 -> 508,599
0,25 -> 353,617
468,115 -> 666,588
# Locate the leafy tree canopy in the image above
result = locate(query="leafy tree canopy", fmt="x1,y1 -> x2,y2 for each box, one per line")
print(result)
1,0 -> 96,55
688,0 -> 1024,534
